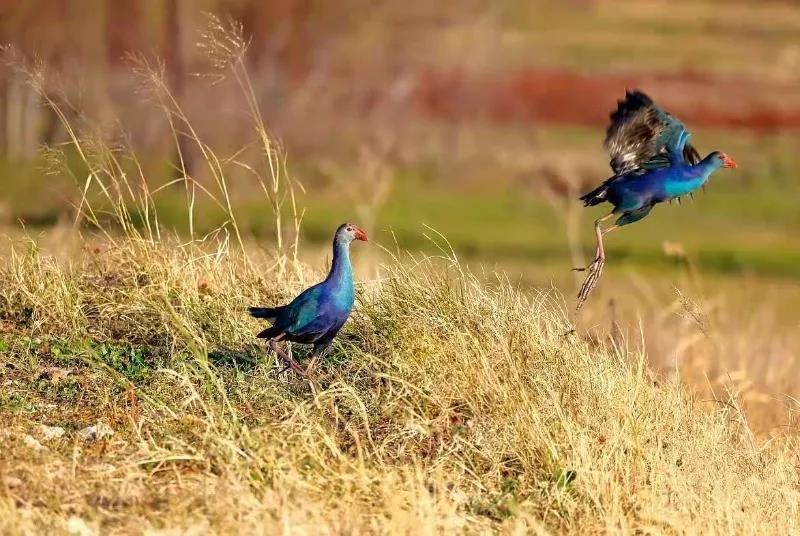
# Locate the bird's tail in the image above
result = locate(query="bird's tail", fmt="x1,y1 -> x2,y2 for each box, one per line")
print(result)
248,306 -> 285,323
256,325 -> 282,339
579,182 -> 609,206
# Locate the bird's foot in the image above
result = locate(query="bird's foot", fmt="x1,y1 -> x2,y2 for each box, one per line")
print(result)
279,354 -> 307,376
275,362 -> 292,375
572,255 -> 602,272
270,341 -> 307,376
575,256 -> 605,311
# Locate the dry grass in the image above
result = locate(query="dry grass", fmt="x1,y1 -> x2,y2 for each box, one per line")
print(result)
2,228 -> 800,533
2,17 -> 800,534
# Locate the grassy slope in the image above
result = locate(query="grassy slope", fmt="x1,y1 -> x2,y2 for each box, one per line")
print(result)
1,238 -> 799,533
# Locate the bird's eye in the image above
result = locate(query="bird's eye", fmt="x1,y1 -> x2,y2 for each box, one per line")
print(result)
346,226 -> 352,232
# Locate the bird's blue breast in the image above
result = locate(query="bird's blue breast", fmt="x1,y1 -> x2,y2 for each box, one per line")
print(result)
329,282 -> 355,311
662,171 -> 707,199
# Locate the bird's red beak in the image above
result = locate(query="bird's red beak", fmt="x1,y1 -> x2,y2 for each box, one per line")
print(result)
354,226 -> 368,241
722,154 -> 738,169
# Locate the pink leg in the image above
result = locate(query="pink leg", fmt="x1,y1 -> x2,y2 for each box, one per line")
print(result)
575,214 -> 617,311
269,334 -> 306,376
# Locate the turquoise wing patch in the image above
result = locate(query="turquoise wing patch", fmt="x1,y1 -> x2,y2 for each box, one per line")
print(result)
279,286 -> 322,334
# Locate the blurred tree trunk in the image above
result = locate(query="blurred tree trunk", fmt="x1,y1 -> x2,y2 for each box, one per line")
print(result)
165,0 -> 194,178
2,70 -> 38,161
233,0 -> 314,81
5,74 -> 22,160
72,0 -> 113,131
106,0 -> 141,63
0,65 -> 7,156
0,0 -> 69,152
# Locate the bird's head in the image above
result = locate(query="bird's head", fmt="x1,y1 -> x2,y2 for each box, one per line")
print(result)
336,223 -> 368,244
710,151 -> 738,169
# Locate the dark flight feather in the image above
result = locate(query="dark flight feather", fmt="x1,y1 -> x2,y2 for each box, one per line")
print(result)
604,90 -> 700,175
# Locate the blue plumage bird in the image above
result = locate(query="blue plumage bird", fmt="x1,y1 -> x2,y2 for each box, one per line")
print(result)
250,223 -> 368,374
575,90 -> 737,309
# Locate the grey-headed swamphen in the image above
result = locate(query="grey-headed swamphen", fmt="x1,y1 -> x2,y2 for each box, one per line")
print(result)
575,90 -> 737,310
249,223 -> 368,374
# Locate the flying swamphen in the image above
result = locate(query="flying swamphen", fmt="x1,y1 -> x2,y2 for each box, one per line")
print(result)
249,223 -> 368,374
575,90 -> 737,310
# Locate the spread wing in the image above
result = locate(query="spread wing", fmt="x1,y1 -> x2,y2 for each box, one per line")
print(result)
604,90 -> 700,175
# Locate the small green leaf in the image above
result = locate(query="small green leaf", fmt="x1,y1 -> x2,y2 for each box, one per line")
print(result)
554,469 -> 577,489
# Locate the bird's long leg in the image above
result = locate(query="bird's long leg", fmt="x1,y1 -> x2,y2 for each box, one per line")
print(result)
575,224 -> 618,310
573,213 -> 615,272
269,333 -> 289,373
269,334 -> 293,374
574,213 -> 617,311
307,342 -> 332,375
269,335 -> 306,376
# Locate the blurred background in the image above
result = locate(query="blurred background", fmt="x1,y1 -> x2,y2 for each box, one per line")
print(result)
1,1 -> 799,430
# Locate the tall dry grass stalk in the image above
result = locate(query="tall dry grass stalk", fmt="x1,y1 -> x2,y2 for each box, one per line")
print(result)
6,15 -> 303,275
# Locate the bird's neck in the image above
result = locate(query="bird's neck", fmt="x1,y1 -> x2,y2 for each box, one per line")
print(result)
695,154 -> 723,177
326,238 -> 353,286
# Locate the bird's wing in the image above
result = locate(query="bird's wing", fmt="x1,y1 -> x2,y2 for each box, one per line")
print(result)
604,90 -> 700,175
275,285 -> 324,334
283,284 -> 349,339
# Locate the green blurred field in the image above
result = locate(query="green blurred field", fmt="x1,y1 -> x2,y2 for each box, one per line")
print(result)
299,150 -> 800,279
4,125 -> 799,276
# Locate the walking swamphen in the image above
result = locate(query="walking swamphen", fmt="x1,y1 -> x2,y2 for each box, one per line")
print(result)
249,223 -> 368,374
575,90 -> 737,310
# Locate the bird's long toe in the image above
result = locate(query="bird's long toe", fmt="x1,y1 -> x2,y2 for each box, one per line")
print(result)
270,341 -> 307,376
282,355 -> 306,376
576,257 -> 605,311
